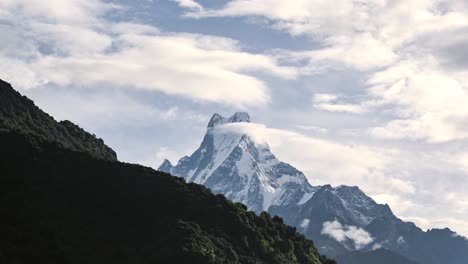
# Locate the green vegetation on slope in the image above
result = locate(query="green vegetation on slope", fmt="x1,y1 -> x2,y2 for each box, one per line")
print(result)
0,79 -> 117,161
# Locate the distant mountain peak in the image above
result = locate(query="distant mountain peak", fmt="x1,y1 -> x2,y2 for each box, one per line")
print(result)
159,159 -> 174,172
207,112 -> 250,128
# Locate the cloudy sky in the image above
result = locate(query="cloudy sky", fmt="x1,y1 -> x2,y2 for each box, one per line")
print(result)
1,0 -> 468,237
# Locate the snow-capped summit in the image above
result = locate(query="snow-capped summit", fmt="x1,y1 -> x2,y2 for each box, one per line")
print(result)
207,112 -> 250,128
159,112 -> 315,212
228,112 -> 251,123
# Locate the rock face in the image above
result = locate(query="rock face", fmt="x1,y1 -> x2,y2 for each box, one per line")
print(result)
160,112 -> 468,264
269,184 -> 397,255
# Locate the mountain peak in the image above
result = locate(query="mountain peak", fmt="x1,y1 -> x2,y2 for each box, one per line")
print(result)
207,112 -> 250,128
229,112 -> 250,123
158,159 -> 173,172
163,112 -> 313,212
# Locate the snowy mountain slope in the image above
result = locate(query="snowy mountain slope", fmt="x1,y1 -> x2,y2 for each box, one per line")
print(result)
159,112 -> 468,264
269,184 -> 397,255
160,112 -> 316,212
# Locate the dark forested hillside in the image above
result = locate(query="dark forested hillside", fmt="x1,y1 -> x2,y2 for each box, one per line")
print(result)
0,91 -> 335,264
0,79 -> 116,161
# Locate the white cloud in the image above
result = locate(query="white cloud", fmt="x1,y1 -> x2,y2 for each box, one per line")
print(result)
321,220 -> 374,250
215,122 -> 395,191
313,93 -> 337,103
313,93 -> 367,114
295,125 -> 328,134
372,243 -> 382,250
28,89 -> 180,128
315,103 -> 366,114
172,0 -> 203,11
368,59 -> 468,142
28,32 -> 293,107
0,0 -> 117,24
188,0 -> 402,69
191,0 -> 468,141
0,0 -> 299,108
